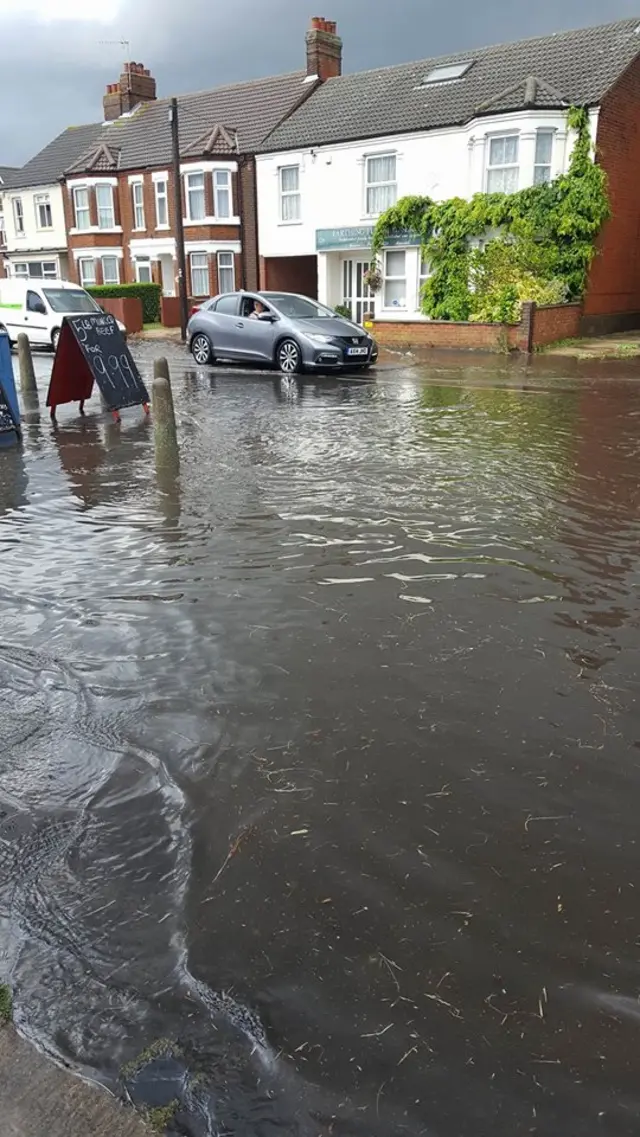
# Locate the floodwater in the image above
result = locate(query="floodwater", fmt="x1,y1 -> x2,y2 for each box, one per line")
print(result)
1,344 -> 640,1137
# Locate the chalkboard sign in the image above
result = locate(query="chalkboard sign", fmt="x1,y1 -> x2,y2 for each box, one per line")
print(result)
46,313 -> 149,418
0,331 -> 20,442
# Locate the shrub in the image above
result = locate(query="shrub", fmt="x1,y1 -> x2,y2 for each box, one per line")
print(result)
333,303 -> 352,319
88,283 -> 161,324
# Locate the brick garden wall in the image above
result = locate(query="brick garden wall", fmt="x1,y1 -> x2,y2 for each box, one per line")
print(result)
369,319 -> 520,352
530,302 -> 582,345
370,302 -> 583,353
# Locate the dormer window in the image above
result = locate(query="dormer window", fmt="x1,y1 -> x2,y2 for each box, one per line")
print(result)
422,61 -> 474,84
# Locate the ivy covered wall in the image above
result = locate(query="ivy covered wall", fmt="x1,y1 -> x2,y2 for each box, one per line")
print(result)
371,109 -> 610,323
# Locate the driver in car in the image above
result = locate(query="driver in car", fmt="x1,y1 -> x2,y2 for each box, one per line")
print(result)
250,300 -> 266,319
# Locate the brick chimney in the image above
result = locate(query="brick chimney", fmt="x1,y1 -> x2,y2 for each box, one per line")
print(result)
306,17 -> 342,81
103,62 -> 157,121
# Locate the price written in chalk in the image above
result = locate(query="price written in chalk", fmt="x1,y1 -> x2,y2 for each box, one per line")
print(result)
67,313 -> 149,410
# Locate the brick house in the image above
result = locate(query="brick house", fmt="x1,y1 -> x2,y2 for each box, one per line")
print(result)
256,17 -> 640,338
61,19 -> 342,303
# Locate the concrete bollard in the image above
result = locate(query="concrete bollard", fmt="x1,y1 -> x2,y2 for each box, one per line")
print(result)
17,334 -> 38,401
152,369 -> 179,479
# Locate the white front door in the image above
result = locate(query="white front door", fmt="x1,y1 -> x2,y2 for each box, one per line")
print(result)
160,254 -> 175,297
342,259 -> 374,324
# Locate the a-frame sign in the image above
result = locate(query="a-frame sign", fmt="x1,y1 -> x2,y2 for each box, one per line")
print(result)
46,313 -> 149,422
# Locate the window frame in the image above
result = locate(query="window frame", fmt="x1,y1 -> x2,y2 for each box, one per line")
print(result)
190,251 -> 210,297
78,257 -> 96,287
34,193 -> 53,230
486,134 -> 520,194
185,171 -> 206,222
217,250 -> 235,293
134,257 -> 152,284
213,169 -> 231,219
417,251 -> 430,310
96,183 -> 115,230
73,186 -> 91,231
154,178 -> 169,228
132,179 -> 145,230
278,165 -> 301,223
382,248 -> 407,310
101,255 -> 120,285
364,154 -> 397,217
12,197 -> 24,235
534,129 -> 554,186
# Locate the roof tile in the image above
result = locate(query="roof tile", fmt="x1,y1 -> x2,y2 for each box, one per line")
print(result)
260,18 -> 640,152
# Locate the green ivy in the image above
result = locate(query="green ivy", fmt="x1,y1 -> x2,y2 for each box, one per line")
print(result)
371,108 -> 610,322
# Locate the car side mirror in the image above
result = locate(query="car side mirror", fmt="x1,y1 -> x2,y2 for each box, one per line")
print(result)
257,311 -> 276,322
35,302 -> 47,315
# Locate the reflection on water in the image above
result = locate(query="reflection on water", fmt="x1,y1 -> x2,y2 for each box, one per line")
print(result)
2,352 -> 640,1136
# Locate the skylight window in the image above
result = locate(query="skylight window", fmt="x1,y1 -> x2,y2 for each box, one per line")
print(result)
423,61 -> 474,84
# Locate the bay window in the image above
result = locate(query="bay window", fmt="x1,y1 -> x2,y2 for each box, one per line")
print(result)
185,172 -> 206,221
217,250 -> 235,293
73,186 -> 90,230
101,255 -> 119,284
534,130 -> 554,185
214,170 -> 231,218
383,249 -> 406,308
190,253 -> 209,296
96,184 -> 115,229
12,197 -> 24,235
486,135 -> 519,194
78,257 -> 96,287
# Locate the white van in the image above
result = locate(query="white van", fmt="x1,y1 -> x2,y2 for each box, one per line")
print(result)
0,278 -> 126,351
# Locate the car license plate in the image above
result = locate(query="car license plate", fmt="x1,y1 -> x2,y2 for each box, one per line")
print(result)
347,347 -> 368,356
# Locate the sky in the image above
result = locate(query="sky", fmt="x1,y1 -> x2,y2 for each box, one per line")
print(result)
1,0 -> 639,165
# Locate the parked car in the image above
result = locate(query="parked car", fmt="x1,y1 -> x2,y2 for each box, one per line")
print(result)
187,291 -> 378,373
0,279 -> 127,351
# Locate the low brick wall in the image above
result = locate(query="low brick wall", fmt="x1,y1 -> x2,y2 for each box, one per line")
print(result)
97,296 -> 143,335
161,296 -> 181,328
531,302 -> 582,346
370,301 -> 584,353
369,318 -> 520,352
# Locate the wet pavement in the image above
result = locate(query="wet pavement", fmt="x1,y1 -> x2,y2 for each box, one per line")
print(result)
2,342 -> 640,1136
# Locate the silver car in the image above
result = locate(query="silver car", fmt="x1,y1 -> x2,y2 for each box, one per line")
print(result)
187,290 -> 378,374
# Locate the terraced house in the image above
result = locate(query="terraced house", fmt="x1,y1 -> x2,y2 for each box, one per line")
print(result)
60,19 -> 342,302
1,128 -> 103,283
256,17 -> 640,339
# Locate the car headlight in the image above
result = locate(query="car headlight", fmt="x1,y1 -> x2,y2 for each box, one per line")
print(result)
307,333 -> 333,344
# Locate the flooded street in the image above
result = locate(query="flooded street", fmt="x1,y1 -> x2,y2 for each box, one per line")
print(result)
2,343 -> 640,1136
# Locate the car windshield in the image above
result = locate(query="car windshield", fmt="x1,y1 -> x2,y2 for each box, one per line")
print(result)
262,293 -> 336,319
43,288 -> 101,314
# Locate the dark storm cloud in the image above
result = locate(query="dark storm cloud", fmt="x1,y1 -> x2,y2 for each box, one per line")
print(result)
2,0 -> 639,165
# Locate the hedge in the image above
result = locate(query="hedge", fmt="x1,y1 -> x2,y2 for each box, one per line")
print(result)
88,283 -> 161,324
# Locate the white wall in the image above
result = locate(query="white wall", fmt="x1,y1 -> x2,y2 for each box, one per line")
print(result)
5,183 -> 68,259
257,108 -> 598,263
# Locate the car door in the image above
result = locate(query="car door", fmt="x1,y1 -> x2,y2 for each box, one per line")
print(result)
201,293 -> 242,358
24,288 -> 50,345
232,296 -> 278,363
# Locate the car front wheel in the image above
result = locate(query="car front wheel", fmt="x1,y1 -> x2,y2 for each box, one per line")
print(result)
191,333 -> 214,365
276,339 -> 302,374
